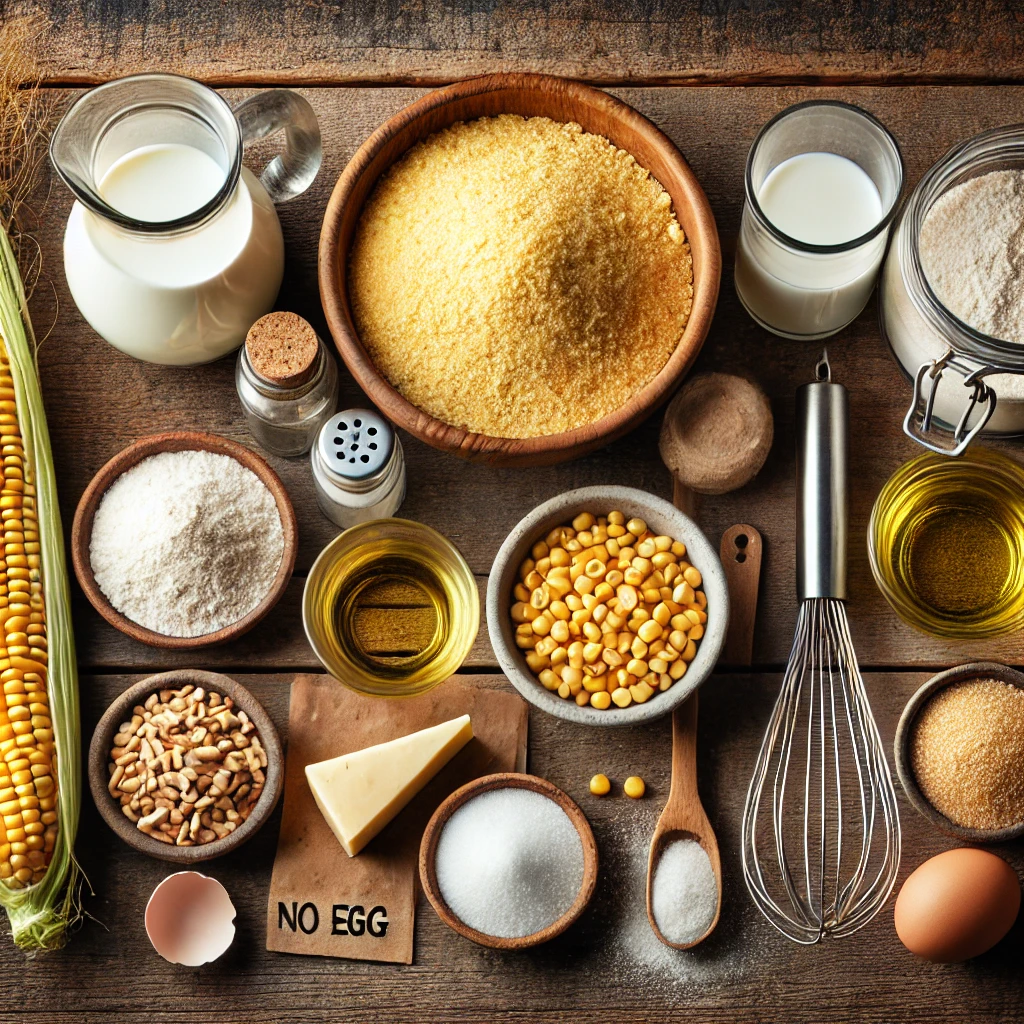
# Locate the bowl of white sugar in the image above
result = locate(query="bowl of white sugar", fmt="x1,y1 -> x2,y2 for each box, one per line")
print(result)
419,773 -> 599,949
72,431 -> 297,649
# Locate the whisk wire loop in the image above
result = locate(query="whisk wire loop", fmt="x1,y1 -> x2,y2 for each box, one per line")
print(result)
742,598 -> 902,944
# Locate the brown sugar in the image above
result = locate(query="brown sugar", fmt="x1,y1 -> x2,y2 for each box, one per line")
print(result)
246,311 -> 320,388
349,115 -> 693,439
910,677 -> 1024,831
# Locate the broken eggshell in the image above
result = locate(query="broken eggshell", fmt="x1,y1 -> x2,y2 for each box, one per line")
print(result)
145,871 -> 236,965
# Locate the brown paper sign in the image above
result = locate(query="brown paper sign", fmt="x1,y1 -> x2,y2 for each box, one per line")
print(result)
266,674 -> 528,964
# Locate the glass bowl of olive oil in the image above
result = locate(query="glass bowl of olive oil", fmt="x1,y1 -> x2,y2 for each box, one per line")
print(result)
869,447 -> 1024,639
303,519 -> 479,697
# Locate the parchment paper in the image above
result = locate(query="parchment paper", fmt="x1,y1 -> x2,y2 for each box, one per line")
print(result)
266,674 -> 528,963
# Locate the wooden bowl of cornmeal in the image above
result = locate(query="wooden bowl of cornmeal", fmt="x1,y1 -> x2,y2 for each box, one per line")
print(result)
319,73 -> 721,467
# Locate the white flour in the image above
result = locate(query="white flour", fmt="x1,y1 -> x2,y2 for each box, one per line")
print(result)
90,449 -> 284,637
919,169 -> 1024,343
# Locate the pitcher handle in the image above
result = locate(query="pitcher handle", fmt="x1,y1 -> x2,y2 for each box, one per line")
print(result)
234,90 -> 321,203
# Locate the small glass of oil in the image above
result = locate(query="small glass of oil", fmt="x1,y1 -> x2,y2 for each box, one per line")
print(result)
869,447 -> 1024,638
303,519 -> 479,697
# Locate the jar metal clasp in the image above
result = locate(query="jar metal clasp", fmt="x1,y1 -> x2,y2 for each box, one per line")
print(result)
904,349 -> 997,456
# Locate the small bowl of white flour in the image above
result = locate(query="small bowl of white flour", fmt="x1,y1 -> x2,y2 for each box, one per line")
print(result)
72,432 -> 297,648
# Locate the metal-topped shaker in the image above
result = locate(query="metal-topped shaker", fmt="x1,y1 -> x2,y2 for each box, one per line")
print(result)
311,408 -> 406,528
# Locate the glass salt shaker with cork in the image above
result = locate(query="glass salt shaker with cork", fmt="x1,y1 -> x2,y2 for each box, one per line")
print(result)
734,101 -> 904,340
235,311 -> 339,457
311,409 -> 406,528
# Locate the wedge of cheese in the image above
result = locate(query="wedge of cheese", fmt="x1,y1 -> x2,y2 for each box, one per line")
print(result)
305,714 -> 474,856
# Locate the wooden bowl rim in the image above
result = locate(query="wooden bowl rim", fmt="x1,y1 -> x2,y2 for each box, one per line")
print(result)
318,71 -> 721,465
894,661 -> 1024,843
71,431 -> 298,650
485,485 -> 729,727
87,669 -> 284,863
419,772 -> 599,949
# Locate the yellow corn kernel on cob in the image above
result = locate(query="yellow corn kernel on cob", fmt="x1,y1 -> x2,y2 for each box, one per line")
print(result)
0,353 -> 55,890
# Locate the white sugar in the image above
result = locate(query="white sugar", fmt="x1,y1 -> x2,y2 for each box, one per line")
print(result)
434,788 -> 584,939
651,838 -> 718,946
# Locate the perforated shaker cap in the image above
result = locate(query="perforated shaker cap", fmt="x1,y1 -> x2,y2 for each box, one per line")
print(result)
317,408 -> 394,482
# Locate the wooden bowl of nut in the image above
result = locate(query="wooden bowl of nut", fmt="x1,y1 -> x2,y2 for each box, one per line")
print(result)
486,486 -> 728,727
71,431 -> 297,650
319,72 -> 721,467
88,670 -> 283,863
419,773 -> 599,950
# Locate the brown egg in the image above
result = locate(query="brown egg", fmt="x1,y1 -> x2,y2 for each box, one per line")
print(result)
894,848 -> 1020,962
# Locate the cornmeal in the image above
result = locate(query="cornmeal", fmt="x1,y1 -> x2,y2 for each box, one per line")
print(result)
349,114 -> 693,439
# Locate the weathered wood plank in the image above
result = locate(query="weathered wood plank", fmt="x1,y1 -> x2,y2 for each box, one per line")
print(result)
10,670 -> 1019,1024
7,0 -> 1024,85
35,85 -> 1024,671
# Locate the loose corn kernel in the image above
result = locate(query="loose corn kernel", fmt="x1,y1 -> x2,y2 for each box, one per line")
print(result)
589,773 -> 611,796
624,776 -> 646,799
512,511 -> 708,713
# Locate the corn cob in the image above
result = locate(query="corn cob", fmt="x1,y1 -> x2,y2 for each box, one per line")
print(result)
0,224 -> 80,950
0,344 -> 56,889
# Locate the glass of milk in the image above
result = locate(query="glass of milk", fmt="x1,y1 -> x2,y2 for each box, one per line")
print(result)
50,74 -> 322,365
735,101 -> 904,340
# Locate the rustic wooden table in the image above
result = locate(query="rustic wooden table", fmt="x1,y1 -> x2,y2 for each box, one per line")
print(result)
5,1 -> 1024,1021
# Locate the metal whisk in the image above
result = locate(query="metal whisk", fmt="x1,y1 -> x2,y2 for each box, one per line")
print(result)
741,352 -> 901,944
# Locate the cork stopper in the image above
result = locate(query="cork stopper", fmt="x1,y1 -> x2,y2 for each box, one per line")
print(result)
245,312 -> 320,388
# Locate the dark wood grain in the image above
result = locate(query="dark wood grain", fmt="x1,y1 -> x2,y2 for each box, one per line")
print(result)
14,670 -> 1020,1024
31,84 -> 1024,672
7,0 -> 1024,85
13,78 -> 1024,1024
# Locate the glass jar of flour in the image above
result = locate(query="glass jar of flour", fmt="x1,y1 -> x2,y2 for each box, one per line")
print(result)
880,125 -> 1024,455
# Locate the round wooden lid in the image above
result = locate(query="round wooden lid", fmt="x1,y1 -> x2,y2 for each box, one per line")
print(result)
659,373 -> 773,496
245,312 -> 320,388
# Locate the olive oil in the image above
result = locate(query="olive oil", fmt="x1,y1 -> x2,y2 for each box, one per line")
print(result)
303,520 -> 479,697
869,448 -> 1024,638
335,555 -> 450,676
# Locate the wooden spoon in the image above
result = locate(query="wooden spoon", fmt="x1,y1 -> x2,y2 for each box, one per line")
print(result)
646,692 -> 723,949
646,390 -> 767,949
645,526 -> 761,948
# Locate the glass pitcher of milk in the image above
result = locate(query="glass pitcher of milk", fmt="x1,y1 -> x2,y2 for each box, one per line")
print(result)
50,74 -> 321,365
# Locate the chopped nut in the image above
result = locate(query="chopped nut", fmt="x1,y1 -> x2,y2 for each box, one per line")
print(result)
107,684 -> 269,848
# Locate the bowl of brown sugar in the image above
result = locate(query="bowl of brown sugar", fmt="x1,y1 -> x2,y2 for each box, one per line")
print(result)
895,661 -> 1024,842
319,73 -> 720,466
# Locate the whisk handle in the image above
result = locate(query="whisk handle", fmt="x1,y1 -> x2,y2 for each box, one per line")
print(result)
796,374 -> 848,601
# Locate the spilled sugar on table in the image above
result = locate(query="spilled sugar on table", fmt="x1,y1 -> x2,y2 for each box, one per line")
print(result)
9,2 -> 1024,1022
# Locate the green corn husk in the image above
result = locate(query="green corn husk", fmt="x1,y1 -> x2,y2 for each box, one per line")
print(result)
0,224 -> 81,950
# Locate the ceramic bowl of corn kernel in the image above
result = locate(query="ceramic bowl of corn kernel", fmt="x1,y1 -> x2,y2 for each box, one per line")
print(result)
487,486 -> 728,727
